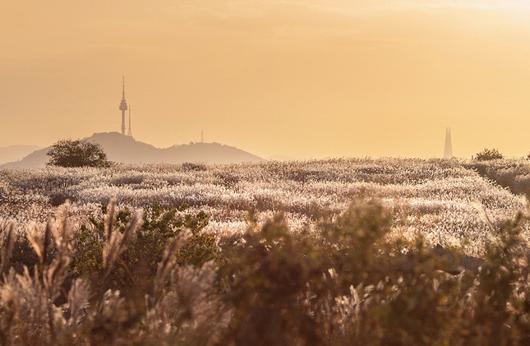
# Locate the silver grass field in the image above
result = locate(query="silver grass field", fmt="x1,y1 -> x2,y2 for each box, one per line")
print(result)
0,158 -> 529,345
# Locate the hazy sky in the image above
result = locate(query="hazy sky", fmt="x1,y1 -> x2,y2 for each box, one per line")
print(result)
2,0 -> 530,158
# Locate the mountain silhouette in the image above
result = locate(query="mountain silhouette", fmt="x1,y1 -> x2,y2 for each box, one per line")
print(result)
1,132 -> 263,169
0,145 -> 40,165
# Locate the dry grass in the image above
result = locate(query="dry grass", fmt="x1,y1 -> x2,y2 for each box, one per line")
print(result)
0,198 -> 528,345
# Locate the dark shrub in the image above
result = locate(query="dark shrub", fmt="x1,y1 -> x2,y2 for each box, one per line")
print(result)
218,200 -> 530,345
181,162 -> 208,172
214,172 -> 240,188
72,205 -> 216,294
110,174 -> 145,186
48,190 -> 76,206
47,139 -> 110,167
474,148 -> 503,161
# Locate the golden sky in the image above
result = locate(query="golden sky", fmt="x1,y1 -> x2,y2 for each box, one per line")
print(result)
1,0 -> 530,158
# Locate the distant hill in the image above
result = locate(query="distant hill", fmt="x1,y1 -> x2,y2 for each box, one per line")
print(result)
0,145 -> 40,165
1,132 -> 263,169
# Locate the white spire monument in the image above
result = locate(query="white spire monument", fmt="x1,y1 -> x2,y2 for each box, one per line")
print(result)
443,128 -> 453,159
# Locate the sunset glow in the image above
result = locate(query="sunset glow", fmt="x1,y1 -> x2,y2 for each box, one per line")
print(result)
2,1 -> 530,158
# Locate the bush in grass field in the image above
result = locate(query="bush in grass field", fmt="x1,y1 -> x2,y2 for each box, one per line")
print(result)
474,148 -> 504,161
72,204 -> 216,293
47,139 -> 110,168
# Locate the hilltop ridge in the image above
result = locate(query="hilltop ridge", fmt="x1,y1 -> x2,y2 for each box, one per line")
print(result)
1,132 -> 263,169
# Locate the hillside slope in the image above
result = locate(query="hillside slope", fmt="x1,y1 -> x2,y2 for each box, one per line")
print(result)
0,145 -> 40,165
1,132 -> 263,168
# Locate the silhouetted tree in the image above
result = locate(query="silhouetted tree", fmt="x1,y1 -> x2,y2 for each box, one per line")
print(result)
474,148 -> 503,161
47,140 -> 109,167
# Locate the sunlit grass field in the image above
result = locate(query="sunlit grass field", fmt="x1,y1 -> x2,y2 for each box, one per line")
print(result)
1,158 -> 530,344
